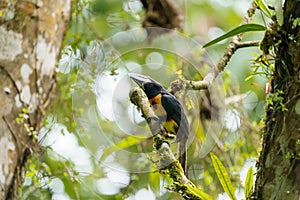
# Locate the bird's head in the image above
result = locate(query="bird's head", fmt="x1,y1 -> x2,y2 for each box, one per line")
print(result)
128,73 -> 164,99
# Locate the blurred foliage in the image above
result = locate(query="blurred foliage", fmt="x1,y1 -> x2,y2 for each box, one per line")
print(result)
19,0 -> 279,199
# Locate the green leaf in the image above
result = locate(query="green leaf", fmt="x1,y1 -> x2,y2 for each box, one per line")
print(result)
186,185 -> 213,200
203,24 -> 266,48
244,166 -> 254,198
255,0 -> 272,18
25,171 -> 36,177
245,74 -> 255,81
149,168 -> 160,194
210,152 -> 236,200
99,135 -> 145,162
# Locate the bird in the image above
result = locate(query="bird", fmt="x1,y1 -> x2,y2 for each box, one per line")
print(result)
129,73 -> 189,173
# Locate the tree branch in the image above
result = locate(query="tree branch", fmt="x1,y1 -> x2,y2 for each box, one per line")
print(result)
236,40 -> 260,49
129,87 -> 211,200
169,1 -> 258,93
216,1 -> 258,72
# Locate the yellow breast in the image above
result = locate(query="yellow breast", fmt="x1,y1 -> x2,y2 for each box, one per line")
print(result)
164,118 -> 178,135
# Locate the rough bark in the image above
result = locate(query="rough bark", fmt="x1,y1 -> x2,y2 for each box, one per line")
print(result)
0,0 -> 71,199
253,0 -> 300,199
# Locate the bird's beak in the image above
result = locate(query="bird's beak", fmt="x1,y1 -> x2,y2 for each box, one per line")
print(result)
128,73 -> 153,87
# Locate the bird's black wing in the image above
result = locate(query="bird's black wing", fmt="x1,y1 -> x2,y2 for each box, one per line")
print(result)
161,92 -> 189,142
161,91 -> 189,173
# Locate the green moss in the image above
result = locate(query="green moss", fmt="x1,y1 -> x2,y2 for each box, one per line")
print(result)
265,90 -> 288,112
292,17 -> 300,29
285,152 -> 295,160
260,29 -> 276,55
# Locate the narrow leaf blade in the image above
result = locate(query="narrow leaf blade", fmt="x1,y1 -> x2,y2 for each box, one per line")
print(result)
245,74 -> 254,81
255,0 -> 272,18
203,24 -> 266,48
149,167 -> 160,194
100,135 -> 144,162
186,185 -> 214,200
210,152 -> 236,200
244,166 -> 254,198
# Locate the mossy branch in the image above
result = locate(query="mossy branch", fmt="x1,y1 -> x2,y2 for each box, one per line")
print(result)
129,87 -> 211,200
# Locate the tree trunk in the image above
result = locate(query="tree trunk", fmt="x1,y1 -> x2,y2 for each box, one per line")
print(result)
253,0 -> 300,199
0,0 -> 71,199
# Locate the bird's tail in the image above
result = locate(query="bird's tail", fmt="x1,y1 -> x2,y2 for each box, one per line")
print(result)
179,139 -> 187,174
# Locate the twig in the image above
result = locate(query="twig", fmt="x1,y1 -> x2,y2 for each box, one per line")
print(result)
168,68 -> 216,93
236,40 -> 260,49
